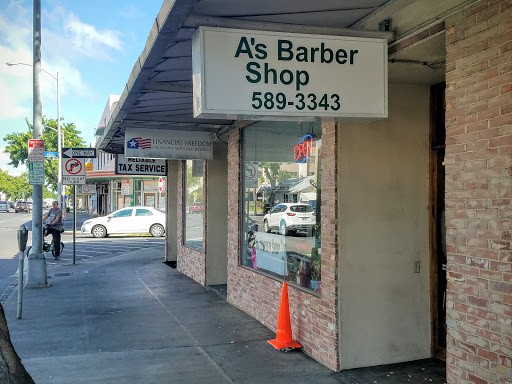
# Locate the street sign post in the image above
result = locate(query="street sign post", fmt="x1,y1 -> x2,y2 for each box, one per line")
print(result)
28,139 -> 45,185
62,147 -> 96,158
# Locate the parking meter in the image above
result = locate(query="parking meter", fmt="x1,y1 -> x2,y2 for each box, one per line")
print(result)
17,225 -> 28,252
17,224 -> 28,319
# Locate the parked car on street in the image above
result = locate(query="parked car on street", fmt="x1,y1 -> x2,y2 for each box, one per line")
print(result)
15,200 -> 30,213
188,202 -> 204,214
263,203 -> 316,236
0,201 -> 9,212
81,206 -> 166,238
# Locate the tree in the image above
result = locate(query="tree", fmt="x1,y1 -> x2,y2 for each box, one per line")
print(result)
0,170 -> 31,201
259,162 -> 284,209
0,304 -> 36,384
3,117 -> 85,192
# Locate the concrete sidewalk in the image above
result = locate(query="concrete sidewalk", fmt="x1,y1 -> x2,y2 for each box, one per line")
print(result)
3,248 -> 446,383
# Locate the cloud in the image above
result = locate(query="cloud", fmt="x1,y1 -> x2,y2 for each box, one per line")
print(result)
64,13 -> 123,59
0,3 -> 122,122
0,145 -> 24,176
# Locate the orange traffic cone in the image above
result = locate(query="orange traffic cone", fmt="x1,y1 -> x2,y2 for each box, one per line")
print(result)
268,282 -> 302,351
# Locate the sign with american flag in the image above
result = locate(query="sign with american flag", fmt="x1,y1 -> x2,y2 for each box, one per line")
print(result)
125,128 -> 213,160
127,137 -> 152,149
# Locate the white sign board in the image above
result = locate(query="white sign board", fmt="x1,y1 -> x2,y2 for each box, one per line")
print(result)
62,158 -> 86,185
244,162 -> 258,188
253,232 -> 287,275
125,128 -> 213,160
28,162 -> 45,185
78,184 -> 96,194
121,179 -> 131,195
193,27 -> 387,120
116,154 -> 167,176
28,139 -> 44,162
28,139 -> 45,185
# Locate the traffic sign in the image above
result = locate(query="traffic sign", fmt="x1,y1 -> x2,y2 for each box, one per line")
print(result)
44,151 -> 59,158
62,147 -> 96,158
28,139 -> 44,162
244,162 -> 258,188
62,158 -> 86,185
28,162 -> 45,185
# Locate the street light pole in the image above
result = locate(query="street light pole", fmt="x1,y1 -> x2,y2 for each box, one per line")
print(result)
25,0 -> 47,287
56,71 -> 63,213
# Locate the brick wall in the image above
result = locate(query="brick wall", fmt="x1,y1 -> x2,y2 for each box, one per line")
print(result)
177,161 -> 207,286
226,121 -> 340,370
445,1 -> 512,383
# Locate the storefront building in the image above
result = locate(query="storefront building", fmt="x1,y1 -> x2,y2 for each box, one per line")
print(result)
97,0 -> 511,382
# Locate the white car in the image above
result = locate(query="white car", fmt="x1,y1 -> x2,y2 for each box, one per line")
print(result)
263,203 -> 316,236
81,206 -> 166,238
0,201 -> 8,212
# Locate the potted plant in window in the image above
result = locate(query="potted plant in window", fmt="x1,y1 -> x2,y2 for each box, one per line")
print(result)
310,248 -> 321,292
287,257 -> 300,284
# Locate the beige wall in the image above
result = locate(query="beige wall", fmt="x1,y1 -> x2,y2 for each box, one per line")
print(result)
338,83 -> 431,368
165,160 -> 178,262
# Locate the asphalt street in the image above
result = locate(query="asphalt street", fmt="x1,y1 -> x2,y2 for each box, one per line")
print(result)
0,210 -> 33,299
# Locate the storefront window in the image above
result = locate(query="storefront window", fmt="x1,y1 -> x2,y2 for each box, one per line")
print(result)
241,122 -> 322,293
183,160 -> 204,250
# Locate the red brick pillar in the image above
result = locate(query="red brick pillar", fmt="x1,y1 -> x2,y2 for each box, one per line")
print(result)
445,1 -> 512,383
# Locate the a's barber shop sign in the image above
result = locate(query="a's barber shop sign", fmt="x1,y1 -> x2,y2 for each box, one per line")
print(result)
192,27 -> 387,120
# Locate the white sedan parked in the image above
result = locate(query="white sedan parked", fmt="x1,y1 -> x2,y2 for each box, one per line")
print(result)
81,206 -> 166,238
263,203 -> 316,236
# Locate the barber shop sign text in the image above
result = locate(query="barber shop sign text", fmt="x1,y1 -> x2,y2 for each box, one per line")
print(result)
192,27 -> 387,120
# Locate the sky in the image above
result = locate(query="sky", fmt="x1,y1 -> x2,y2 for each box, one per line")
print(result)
0,0 -> 164,176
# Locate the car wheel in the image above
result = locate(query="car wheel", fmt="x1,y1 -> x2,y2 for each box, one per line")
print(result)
92,225 -> 107,238
263,220 -> 270,233
150,224 -> 165,237
279,220 -> 288,236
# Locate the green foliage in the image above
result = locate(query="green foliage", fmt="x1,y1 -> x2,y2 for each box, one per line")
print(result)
310,247 -> 321,280
2,116 -> 85,191
0,169 -> 31,200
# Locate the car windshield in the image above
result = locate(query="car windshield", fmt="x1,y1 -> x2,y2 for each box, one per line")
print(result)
289,205 -> 313,213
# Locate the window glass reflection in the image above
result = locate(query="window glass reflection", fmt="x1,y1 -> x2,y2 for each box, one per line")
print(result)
184,160 -> 204,250
241,122 -> 322,293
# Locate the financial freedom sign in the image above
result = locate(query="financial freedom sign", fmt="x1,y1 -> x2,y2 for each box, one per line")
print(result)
192,27 -> 387,120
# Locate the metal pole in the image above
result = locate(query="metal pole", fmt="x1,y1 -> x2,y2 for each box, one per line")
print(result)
25,0 -> 47,287
73,185 -> 76,265
17,251 -> 24,319
57,72 -> 63,215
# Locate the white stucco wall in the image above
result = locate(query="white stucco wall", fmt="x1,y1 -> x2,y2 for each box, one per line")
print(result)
338,83 -> 431,369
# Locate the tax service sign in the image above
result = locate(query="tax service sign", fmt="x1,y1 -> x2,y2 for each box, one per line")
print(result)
192,27 -> 388,120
